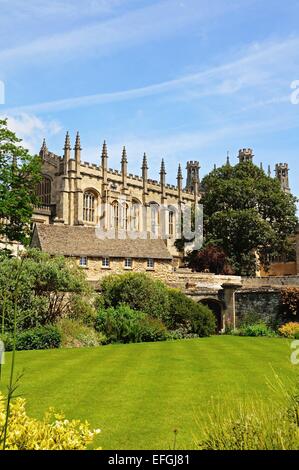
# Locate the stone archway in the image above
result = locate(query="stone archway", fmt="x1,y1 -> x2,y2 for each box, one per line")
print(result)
199,298 -> 223,333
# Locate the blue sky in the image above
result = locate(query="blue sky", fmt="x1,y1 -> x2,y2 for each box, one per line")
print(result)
0,0 -> 299,201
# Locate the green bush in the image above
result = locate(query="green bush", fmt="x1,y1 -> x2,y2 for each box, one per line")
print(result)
57,318 -> 103,348
95,304 -> 168,344
239,322 -> 276,337
0,249 -> 93,332
95,304 -> 145,343
189,304 -> 216,337
100,273 -> 169,321
138,316 -> 168,342
167,289 -> 195,329
15,325 -> 61,350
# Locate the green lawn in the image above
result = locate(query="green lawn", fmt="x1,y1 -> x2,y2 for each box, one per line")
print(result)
0,337 -> 297,449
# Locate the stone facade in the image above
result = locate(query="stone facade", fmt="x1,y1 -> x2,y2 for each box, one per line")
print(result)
33,135 -> 199,264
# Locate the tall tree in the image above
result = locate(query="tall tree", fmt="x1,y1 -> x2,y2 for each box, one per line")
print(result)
199,161 -> 298,276
0,119 -> 41,245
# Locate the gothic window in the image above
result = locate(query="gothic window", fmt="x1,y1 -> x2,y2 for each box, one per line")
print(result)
112,201 -> 119,229
36,176 -> 51,206
169,210 -> 174,236
150,203 -> 160,236
120,203 -> 129,230
131,199 -> 140,231
83,192 -> 96,222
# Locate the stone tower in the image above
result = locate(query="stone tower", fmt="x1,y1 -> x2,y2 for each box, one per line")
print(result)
185,161 -> 200,192
238,148 -> 254,163
275,163 -> 290,193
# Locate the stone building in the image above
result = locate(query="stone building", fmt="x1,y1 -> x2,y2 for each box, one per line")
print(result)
27,135 -> 298,278
32,133 -> 201,268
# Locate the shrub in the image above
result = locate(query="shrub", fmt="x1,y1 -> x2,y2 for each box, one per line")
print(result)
0,393 -> 101,450
238,322 -> 276,337
138,316 -> 168,342
167,289 -> 195,329
280,288 -> 299,315
15,325 -> 61,350
101,273 -> 169,321
95,305 -> 168,344
0,249 -> 93,332
189,304 -> 216,337
68,295 -> 97,327
278,322 -> 299,339
167,288 -> 216,337
57,318 -> 103,348
95,305 -> 146,343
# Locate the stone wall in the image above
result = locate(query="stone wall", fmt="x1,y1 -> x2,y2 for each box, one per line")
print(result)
242,276 -> 299,288
78,257 -> 173,283
235,289 -> 281,327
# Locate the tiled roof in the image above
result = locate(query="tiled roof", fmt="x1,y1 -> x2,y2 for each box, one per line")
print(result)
31,224 -> 172,260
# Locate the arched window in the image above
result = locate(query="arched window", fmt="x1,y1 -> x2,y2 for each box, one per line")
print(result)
83,192 -> 96,222
131,199 -> 140,231
169,210 -> 174,236
112,201 -> 119,229
36,176 -> 51,205
150,203 -> 160,236
120,203 -> 128,230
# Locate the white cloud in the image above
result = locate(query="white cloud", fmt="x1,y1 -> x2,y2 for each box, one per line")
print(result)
0,113 -> 62,153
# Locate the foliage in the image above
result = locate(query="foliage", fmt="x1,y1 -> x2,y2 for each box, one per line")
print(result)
0,119 -> 42,245
100,273 -> 169,321
0,393 -> 101,450
95,304 -> 146,344
280,288 -> 299,316
138,316 -> 168,342
189,304 -> 216,337
187,243 -> 233,274
278,322 -> 299,339
1,326 -> 61,351
199,161 -> 298,276
57,318 -> 103,348
197,400 -> 299,450
0,249 -> 92,332
167,288 -> 216,336
68,295 -> 97,327
167,289 -> 195,329
95,305 -> 167,344
238,322 -> 276,337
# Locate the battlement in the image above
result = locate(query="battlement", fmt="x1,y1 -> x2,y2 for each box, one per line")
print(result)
276,163 -> 288,168
186,160 -> 200,167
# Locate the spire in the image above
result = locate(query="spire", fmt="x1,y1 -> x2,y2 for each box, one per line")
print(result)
177,163 -> 183,180
74,131 -> 81,174
142,152 -> 148,169
63,131 -> 71,174
121,146 -> 128,191
160,158 -> 166,176
101,140 -> 108,186
74,131 -> 81,149
40,138 -> 48,157
141,153 -> 148,196
268,165 -> 271,177
121,146 -> 128,163
102,140 -> 108,159
64,131 -> 71,150
226,151 -> 230,166
177,164 -> 183,202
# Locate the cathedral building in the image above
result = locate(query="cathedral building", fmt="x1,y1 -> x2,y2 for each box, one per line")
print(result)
27,133 -> 298,279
